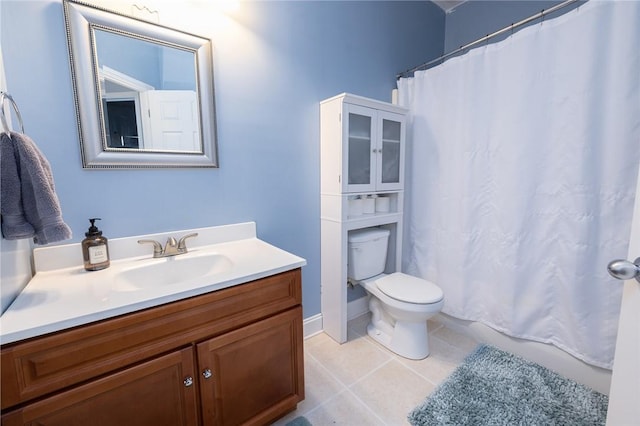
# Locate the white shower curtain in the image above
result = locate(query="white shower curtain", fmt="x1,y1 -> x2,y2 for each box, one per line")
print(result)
397,0 -> 640,369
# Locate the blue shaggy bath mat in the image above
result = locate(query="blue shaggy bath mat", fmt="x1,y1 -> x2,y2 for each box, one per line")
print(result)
284,416 -> 312,426
408,344 -> 608,426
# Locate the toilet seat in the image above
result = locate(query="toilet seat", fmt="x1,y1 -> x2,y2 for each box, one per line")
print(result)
375,273 -> 443,304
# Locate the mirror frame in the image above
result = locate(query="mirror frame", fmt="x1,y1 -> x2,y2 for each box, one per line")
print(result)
63,0 -> 218,169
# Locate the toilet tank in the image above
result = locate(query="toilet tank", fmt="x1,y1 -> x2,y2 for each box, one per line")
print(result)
347,228 -> 390,281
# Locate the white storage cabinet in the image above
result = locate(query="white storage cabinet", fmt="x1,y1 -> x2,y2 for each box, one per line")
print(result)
320,93 -> 408,343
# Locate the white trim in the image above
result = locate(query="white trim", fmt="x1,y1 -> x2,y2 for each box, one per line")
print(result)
303,313 -> 323,339
100,65 -> 154,93
303,297 -> 370,340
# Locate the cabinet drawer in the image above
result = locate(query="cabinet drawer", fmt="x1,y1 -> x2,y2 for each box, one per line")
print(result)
1,269 -> 301,409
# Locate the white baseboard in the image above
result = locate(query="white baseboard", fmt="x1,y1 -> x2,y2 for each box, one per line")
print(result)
303,297 -> 370,340
303,313 -> 323,339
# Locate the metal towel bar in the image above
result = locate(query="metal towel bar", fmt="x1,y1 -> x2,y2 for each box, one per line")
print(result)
0,91 -> 25,135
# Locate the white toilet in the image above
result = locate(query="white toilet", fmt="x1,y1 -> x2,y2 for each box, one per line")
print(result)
348,228 -> 444,360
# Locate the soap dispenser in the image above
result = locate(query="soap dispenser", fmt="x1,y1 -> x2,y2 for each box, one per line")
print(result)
82,218 -> 110,271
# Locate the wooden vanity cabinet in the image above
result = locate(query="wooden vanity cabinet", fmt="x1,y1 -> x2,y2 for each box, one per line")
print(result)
1,269 -> 304,426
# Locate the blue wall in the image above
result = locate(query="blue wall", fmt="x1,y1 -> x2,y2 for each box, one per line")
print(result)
0,0 -> 445,318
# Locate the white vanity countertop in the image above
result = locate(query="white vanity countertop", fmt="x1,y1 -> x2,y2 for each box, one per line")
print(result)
0,222 -> 306,345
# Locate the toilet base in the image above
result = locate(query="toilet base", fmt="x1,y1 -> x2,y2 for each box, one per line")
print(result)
367,319 -> 430,360
359,275 -> 442,360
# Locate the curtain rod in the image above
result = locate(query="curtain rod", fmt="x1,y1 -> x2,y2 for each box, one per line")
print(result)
397,0 -> 581,79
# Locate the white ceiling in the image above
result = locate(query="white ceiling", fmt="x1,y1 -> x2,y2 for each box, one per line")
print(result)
432,1 -> 467,13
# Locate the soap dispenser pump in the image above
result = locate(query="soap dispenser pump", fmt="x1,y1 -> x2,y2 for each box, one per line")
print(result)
82,218 -> 110,271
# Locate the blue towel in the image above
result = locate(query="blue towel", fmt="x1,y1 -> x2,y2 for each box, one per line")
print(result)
1,131 -> 71,245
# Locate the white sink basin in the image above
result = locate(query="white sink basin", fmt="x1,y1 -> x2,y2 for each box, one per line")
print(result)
113,252 -> 233,292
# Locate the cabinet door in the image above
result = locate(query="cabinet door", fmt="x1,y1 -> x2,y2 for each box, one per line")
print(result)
376,110 -> 405,191
1,348 -> 199,426
343,103 -> 377,193
197,308 -> 304,426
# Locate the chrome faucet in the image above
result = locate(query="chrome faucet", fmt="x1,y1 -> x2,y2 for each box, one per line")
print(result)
138,233 -> 198,258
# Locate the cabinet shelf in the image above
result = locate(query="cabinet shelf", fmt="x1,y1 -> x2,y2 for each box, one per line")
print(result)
320,192 -> 403,223
344,212 -> 403,230
320,211 -> 402,225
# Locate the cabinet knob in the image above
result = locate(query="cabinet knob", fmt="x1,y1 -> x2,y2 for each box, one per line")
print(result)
202,368 -> 213,379
184,376 -> 194,387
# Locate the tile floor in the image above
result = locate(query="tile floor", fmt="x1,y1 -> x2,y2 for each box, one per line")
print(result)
273,314 -> 479,426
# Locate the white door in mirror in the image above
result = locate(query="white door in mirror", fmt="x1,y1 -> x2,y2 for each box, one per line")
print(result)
140,90 -> 200,152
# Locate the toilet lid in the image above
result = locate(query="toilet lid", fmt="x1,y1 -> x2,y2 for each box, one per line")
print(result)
375,273 -> 443,304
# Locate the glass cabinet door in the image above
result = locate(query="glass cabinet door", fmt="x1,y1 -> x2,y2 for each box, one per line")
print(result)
377,111 -> 404,190
348,113 -> 371,185
344,104 -> 376,192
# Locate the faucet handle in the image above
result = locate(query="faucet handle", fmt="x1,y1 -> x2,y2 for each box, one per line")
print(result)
177,233 -> 199,251
138,239 -> 163,256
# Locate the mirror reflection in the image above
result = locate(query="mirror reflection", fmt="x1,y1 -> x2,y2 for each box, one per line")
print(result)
95,29 -> 201,153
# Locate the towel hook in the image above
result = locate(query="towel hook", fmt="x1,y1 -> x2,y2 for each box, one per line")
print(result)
0,91 -> 25,135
